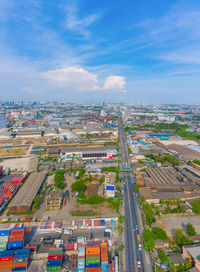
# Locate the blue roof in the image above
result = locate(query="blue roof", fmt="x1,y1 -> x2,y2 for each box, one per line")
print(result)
147,133 -> 176,137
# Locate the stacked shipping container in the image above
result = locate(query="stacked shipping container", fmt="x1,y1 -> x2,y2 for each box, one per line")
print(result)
0,250 -> 14,270
12,248 -> 30,271
78,244 -> 85,272
7,228 -> 25,250
47,247 -> 63,271
0,183 -> 18,212
0,230 -> 10,251
100,242 -> 109,272
85,244 -> 100,272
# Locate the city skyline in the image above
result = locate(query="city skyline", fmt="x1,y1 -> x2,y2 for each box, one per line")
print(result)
1,0 -> 200,103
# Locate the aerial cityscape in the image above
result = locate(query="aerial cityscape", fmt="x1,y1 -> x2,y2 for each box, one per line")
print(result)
1,0 -> 200,272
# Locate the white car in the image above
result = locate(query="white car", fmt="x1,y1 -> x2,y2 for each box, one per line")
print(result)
56,228 -> 63,234
64,229 -> 73,235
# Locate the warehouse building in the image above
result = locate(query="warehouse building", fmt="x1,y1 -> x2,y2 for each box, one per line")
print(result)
8,172 -> 47,214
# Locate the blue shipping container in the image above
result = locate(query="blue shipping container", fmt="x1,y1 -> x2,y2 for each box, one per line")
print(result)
0,250 -> 14,257
15,249 -> 30,256
12,227 -> 26,231
47,259 -> 62,266
13,256 -> 29,263
106,185 -> 115,191
7,241 -> 23,250
12,267 -> 27,271
86,263 -> 100,268
0,230 -> 10,236
100,219 -> 105,226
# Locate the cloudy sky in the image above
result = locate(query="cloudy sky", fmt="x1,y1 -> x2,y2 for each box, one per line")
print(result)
1,0 -> 200,103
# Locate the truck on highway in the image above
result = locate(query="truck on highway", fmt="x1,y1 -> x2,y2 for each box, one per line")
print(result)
137,234 -> 142,250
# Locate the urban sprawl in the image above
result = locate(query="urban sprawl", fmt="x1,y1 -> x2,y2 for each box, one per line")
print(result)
1,102 -> 200,272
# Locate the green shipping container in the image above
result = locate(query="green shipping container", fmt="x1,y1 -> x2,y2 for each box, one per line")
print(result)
46,266 -> 62,271
49,250 -> 63,254
86,256 -> 100,264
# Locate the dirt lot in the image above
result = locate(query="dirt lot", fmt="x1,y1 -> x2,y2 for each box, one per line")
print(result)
0,147 -> 27,157
157,214 -> 200,237
1,156 -> 39,171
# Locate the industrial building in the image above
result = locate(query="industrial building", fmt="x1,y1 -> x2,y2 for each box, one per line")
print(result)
8,172 -> 47,214
183,244 -> 200,271
45,190 -> 62,210
48,145 -> 117,161
167,144 -> 200,161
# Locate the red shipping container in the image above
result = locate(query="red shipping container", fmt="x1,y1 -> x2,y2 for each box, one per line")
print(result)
94,220 -> 101,226
85,220 -> 92,227
85,268 -> 101,272
48,255 -> 62,260
0,256 -> 13,262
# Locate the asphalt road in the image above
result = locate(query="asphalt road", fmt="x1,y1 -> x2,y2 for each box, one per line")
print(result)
118,111 -> 149,272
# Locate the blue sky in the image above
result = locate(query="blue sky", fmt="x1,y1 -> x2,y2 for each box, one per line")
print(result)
1,0 -> 200,103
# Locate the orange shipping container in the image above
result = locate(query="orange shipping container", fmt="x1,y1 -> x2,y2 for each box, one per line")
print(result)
9,235 -> 24,241
0,264 -> 13,270
12,262 -> 28,268
86,247 -> 100,255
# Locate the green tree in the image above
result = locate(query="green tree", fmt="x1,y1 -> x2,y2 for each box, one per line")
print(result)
192,198 -> 200,214
54,170 -> 65,189
133,184 -> 141,192
174,228 -> 191,246
118,215 -> 125,224
186,222 -> 196,236
144,238 -> 155,251
71,180 -> 86,192
144,203 -> 154,226
158,250 -> 168,263
142,229 -> 152,241
155,206 -> 161,216
152,227 -> 168,241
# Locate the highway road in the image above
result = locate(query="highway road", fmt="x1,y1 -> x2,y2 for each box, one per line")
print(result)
118,110 -> 150,272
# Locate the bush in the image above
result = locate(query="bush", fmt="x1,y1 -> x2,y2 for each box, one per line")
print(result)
79,194 -> 105,205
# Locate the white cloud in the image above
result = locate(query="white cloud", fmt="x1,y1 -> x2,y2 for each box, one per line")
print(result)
103,76 -> 126,92
44,66 -> 126,92
64,2 -> 100,39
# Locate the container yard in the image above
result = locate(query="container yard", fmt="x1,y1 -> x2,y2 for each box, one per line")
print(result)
0,183 -> 19,213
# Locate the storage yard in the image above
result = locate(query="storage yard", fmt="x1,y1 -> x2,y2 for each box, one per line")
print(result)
8,172 -> 47,214
0,217 -> 118,272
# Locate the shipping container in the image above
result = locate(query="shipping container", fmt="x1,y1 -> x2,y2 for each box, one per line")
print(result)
46,266 -> 62,271
47,259 -> 62,266
86,247 -> 100,255
7,240 -> 23,250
